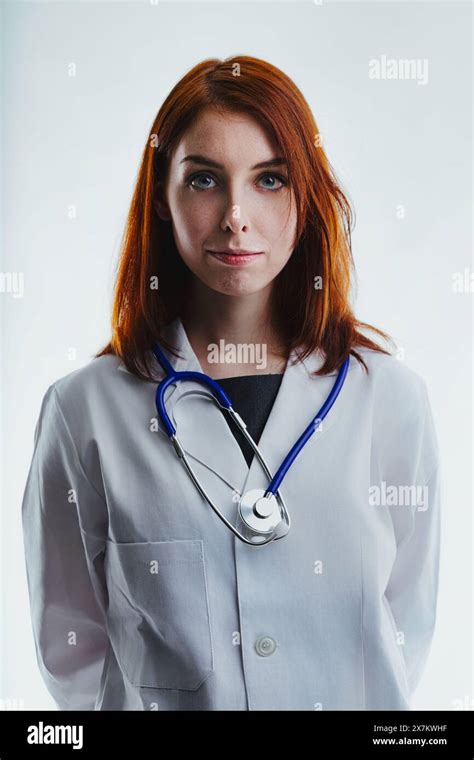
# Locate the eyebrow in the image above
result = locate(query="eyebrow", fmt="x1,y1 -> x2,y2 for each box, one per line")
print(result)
179,154 -> 287,171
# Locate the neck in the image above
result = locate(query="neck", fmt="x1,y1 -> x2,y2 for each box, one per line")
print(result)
180,279 -> 288,377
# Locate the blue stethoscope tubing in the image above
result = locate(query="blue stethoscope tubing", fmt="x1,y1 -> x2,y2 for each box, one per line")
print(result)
152,342 -> 350,544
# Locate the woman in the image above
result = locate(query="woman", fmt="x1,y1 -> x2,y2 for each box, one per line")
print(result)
21,56 -> 441,711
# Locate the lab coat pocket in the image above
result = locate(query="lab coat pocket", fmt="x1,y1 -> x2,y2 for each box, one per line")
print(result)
104,538 -> 214,691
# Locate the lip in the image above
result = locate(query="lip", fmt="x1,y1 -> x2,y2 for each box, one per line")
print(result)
206,249 -> 264,266
208,248 -> 263,255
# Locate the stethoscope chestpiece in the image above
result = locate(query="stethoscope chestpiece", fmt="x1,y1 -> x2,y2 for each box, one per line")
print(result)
237,488 -> 290,545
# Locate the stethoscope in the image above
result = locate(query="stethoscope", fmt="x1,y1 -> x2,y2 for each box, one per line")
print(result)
152,342 -> 350,547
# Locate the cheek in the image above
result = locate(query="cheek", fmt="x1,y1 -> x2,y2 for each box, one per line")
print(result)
263,201 -> 297,257
170,194 -> 214,253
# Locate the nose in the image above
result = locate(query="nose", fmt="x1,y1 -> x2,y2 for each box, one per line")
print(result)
219,188 -> 250,233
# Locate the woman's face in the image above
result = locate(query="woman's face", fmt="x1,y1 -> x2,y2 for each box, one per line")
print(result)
155,107 -> 298,298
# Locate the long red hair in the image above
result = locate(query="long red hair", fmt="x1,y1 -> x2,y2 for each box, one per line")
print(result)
96,55 -> 394,381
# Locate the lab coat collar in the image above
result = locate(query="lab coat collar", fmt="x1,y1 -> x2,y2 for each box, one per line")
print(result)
118,315 -> 352,497
151,314 -> 341,377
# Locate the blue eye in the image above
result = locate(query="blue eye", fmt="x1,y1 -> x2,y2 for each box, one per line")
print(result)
258,173 -> 287,190
185,171 -> 288,191
187,173 -> 217,190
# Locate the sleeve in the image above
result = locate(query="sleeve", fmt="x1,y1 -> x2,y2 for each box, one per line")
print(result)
21,384 -> 110,710
381,375 -> 442,697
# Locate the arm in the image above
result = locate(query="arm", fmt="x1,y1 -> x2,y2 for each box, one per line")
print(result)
21,385 -> 110,710
380,374 -> 441,696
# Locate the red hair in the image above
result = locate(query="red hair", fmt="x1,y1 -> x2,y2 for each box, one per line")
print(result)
96,55 -> 394,381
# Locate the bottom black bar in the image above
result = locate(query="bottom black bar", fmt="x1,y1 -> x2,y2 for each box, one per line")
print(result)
0,710 -> 472,757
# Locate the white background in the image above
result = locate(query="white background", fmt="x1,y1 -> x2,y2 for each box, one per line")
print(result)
1,0 -> 472,710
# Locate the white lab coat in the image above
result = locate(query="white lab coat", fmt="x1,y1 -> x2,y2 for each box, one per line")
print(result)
21,316 -> 441,710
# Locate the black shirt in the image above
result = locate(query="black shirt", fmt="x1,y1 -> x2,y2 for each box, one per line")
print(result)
217,374 -> 284,467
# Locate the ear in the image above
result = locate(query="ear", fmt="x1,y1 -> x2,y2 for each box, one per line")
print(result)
153,181 -> 172,222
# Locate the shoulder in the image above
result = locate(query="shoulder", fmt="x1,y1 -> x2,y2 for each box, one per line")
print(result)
41,353 -> 136,422
353,348 -> 438,480
51,353 -> 124,392
32,354 -> 146,469
350,347 -> 430,415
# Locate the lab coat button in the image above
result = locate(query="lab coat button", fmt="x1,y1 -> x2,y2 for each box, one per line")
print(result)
255,635 -> 277,656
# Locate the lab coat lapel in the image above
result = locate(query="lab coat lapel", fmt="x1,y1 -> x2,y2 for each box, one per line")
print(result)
152,316 -> 250,495
239,347 -> 348,497
117,316 -> 248,492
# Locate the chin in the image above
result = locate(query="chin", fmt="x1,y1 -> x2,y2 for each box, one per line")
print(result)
210,275 -> 268,298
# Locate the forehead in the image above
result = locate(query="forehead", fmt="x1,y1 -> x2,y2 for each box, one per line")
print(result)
170,108 -> 279,169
